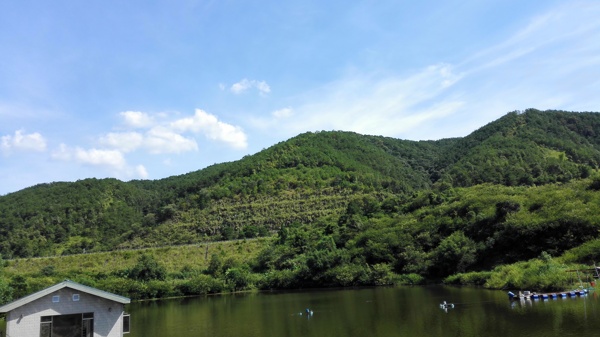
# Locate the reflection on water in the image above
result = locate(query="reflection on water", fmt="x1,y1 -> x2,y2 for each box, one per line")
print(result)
126,286 -> 600,337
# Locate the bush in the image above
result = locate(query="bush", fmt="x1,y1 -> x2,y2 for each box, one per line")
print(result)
259,269 -> 297,289
0,279 -> 13,305
96,278 -> 139,299
371,263 -> 394,285
178,274 -> 226,295
326,264 -> 369,287
40,265 -> 56,277
485,257 -> 574,291
128,254 -> 167,282
444,271 -> 492,285
142,280 -> 175,299
561,238 -> 600,264
589,176 -> 600,191
225,267 -> 255,291
430,231 -> 477,276
394,273 -> 425,285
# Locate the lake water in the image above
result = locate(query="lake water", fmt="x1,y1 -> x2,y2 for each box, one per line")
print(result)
127,286 -> 600,337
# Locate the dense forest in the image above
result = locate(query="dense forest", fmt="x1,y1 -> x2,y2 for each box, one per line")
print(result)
1,109 -> 600,302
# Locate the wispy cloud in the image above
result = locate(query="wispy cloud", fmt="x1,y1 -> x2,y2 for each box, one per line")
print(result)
261,1 -> 600,141
230,78 -> 271,95
272,107 -> 293,119
263,64 -> 464,138
1,130 -> 47,154
463,3 -> 600,74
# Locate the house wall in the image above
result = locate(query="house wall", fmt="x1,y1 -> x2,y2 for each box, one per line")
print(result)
5,287 -> 125,337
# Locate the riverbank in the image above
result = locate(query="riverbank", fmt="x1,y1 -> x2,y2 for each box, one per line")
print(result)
1,236 -> 597,304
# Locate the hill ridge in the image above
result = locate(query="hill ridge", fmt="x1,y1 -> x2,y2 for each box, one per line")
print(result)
0,109 -> 599,258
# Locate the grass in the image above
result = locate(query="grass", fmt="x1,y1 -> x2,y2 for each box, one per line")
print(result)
3,238 -> 272,278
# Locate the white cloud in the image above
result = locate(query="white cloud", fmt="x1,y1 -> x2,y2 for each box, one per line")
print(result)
74,148 -> 127,170
51,143 -> 72,161
144,126 -> 199,154
120,111 -> 155,128
272,107 -> 293,119
135,165 -> 149,179
100,128 -> 198,155
104,109 -> 247,152
1,130 -> 47,154
171,109 -> 248,149
255,81 -> 271,94
51,144 -> 148,179
230,79 -> 271,95
231,79 -> 252,94
99,132 -> 144,153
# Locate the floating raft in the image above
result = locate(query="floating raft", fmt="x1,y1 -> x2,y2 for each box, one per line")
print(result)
508,289 -> 588,301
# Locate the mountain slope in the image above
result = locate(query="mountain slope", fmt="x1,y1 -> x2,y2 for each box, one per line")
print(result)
0,109 -> 599,258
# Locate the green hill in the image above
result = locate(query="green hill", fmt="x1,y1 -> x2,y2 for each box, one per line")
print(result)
0,109 -> 599,259
2,108 -> 600,301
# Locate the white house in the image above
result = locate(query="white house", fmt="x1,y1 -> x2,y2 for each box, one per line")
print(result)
0,280 -> 130,337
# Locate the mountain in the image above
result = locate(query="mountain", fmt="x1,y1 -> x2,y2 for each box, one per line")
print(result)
1,109 -> 599,258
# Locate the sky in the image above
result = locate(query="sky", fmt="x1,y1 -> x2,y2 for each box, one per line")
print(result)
1,0 -> 600,195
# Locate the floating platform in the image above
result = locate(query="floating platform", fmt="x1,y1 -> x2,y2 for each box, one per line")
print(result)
508,289 -> 588,301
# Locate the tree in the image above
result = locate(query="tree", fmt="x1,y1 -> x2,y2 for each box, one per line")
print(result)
225,267 -> 251,291
431,231 -> 478,276
206,253 -> 223,277
0,278 -> 13,305
9,275 -> 28,299
128,254 -> 167,282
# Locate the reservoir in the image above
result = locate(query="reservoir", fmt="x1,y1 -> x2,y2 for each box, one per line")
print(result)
127,286 -> 600,336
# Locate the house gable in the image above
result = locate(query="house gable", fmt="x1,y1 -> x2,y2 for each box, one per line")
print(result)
0,280 -> 130,313
0,280 -> 130,337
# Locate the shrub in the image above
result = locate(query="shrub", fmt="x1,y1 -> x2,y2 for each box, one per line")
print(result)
128,254 -> 167,282
178,274 -> 226,295
0,279 -> 13,305
444,271 -> 492,285
40,265 -> 56,277
371,263 -> 394,285
394,273 -> 425,285
259,269 -> 297,289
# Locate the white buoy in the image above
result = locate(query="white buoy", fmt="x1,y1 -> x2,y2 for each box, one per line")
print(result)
440,301 -> 454,309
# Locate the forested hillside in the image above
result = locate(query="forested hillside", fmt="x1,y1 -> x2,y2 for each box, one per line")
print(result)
0,109 -> 599,260
1,108 -> 600,301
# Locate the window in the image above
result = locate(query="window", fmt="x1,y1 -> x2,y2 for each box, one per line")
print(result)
40,322 -> 51,337
40,313 -> 94,337
72,294 -> 80,301
82,312 -> 94,337
40,316 -> 52,337
52,295 -> 60,303
123,314 -> 131,334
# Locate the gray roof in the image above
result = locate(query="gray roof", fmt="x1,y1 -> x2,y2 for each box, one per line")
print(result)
0,280 -> 130,313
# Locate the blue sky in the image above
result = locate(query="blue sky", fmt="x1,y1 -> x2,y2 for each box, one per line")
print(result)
1,0 -> 600,195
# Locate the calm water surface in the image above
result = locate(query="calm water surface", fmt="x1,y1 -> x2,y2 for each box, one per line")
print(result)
127,286 -> 600,337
